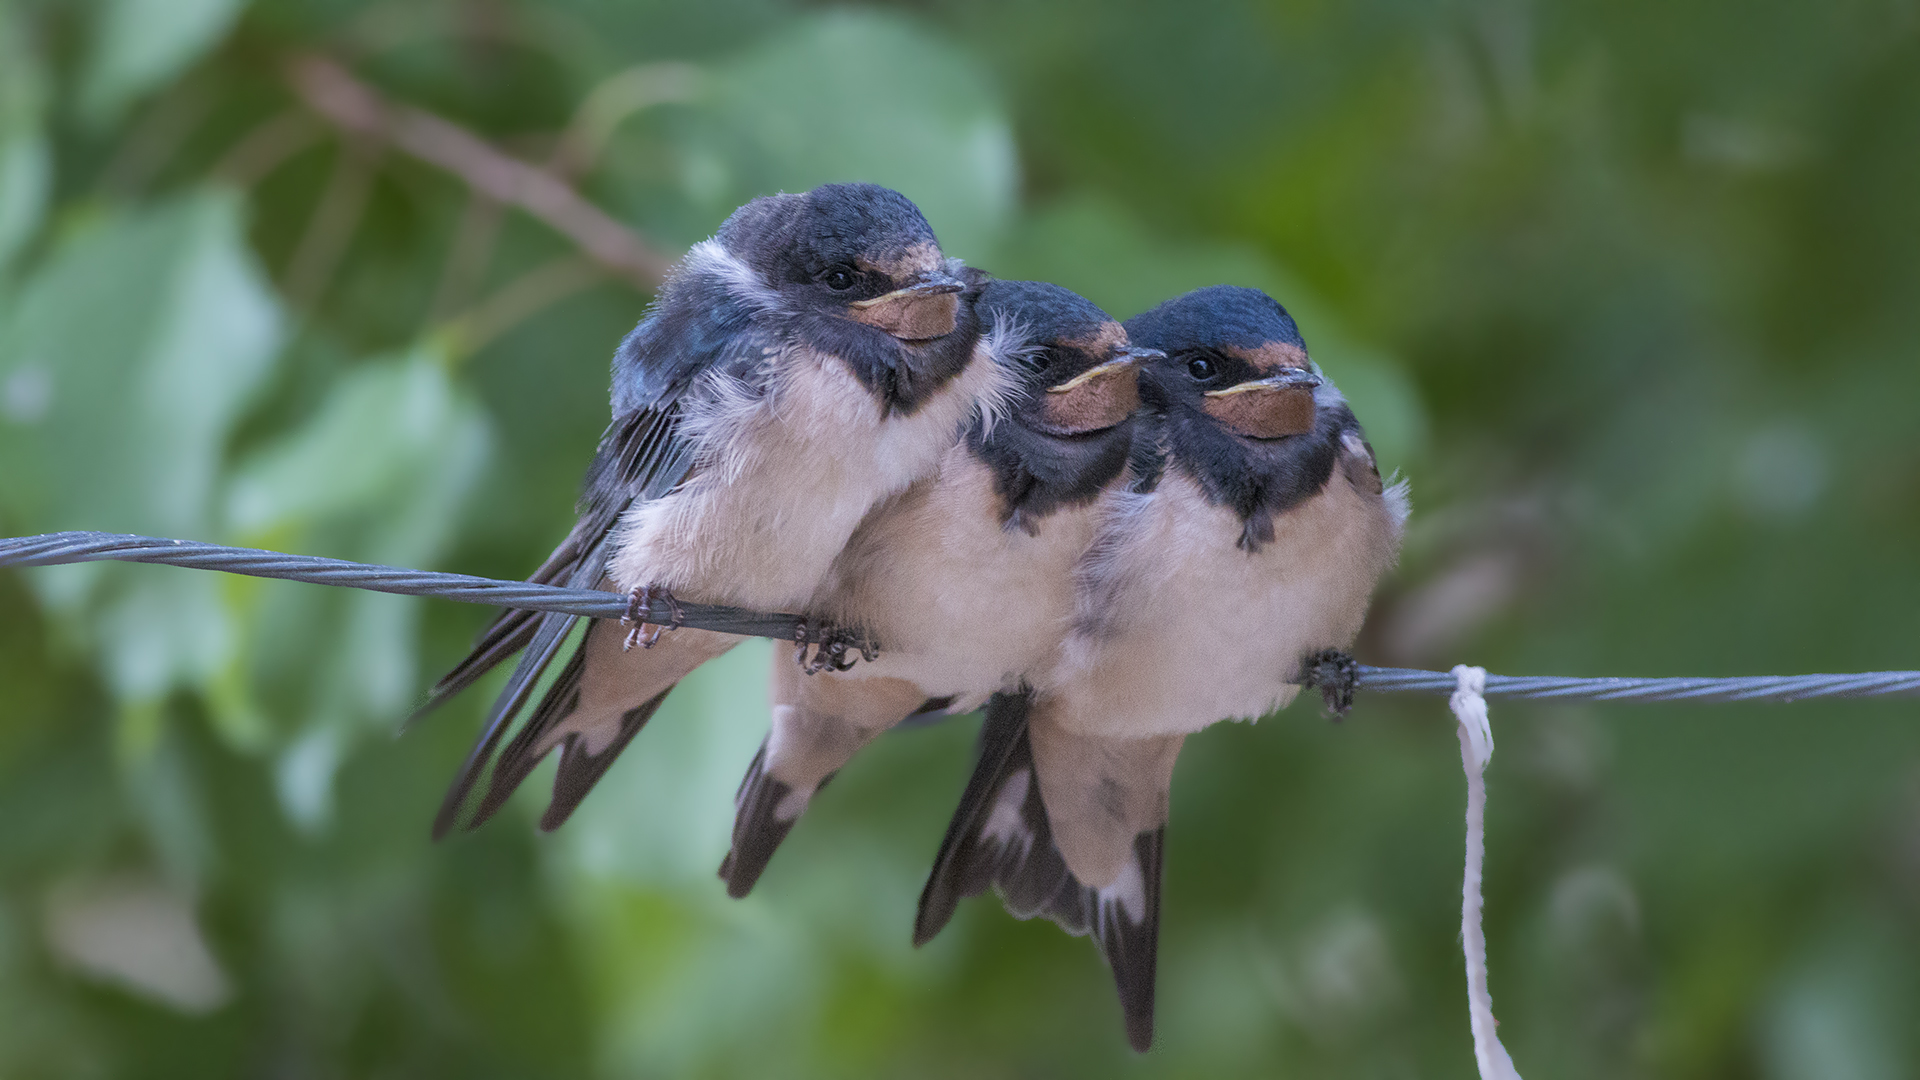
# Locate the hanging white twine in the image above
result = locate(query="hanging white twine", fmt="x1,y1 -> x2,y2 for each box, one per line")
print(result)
1451,664 -> 1523,1080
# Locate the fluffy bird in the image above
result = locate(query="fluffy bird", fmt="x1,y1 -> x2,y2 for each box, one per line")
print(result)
420,183 -> 1006,837
917,285 -> 1410,1051
718,280 -> 1156,898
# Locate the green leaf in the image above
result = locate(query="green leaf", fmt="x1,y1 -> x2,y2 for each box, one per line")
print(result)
79,0 -> 247,124
687,10 -> 1017,257
0,188 -> 281,536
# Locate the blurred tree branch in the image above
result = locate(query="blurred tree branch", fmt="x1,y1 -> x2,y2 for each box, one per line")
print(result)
213,110 -> 324,186
285,55 -> 673,290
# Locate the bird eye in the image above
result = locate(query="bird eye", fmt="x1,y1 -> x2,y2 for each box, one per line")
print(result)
822,265 -> 857,291
1186,356 -> 1216,380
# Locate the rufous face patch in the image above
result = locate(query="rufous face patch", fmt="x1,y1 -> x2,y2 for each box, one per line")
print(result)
1039,359 -> 1139,435
848,290 -> 960,340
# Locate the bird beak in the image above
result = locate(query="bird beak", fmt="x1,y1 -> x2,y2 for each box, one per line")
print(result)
848,269 -> 966,341
1047,358 -> 1129,394
1044,347 -> 1161,393
1036,349 -> 1145,435
1203,367 -> 1323,397
1202,367 -> 1321,438
900,269 -> 968,297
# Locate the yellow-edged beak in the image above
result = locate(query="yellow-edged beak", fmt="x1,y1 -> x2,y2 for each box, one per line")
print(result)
1046,347 -> 1161,392
1203,367 -> 1323,397
847,270 -> 967,341
1201,367 -> 1321,439
848,270 -> 967,309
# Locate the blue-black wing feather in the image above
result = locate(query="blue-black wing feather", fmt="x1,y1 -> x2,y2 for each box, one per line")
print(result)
426,278 -> 769,836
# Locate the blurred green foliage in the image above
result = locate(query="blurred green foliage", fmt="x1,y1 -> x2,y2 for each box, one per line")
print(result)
0,0 -> 1917,1076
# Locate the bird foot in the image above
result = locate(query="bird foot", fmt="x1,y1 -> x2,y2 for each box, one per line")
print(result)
793,617 -> 875,674
622,582 -> 685,651
1302,648 -> 1360,718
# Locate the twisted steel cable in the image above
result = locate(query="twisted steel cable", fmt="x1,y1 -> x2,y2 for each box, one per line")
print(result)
1354,666 -> 1920,703
0,531 -> 808,640
5,531 -> 1918,704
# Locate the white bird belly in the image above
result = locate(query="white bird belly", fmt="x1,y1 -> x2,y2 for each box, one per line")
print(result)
1042,470 -> 1402,740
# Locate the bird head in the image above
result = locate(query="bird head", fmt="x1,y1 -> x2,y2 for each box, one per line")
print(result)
1127,285 -> 1322,440
719,183 -> 969,341
978,280 -> 1153,438
718,183 -> 982,412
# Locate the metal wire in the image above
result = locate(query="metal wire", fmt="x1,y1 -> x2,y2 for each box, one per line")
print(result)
1354,666 -> 1920,703
0,531 -> 809,640
5,530 -> 1918,704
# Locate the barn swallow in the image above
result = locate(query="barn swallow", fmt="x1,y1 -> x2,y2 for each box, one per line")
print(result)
417,183 -> 1009,837
717,280 -> 1157,898
916,285 -> 1410,1051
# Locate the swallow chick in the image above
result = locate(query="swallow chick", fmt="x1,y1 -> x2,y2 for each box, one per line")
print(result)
717,280 -> 1156,898
917,285 -> 1410,1051
419,183 -> 1009,837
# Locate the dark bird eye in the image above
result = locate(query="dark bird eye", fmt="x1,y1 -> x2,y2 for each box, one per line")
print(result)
1187,356 -> 1216,380
823,266 -> 857,291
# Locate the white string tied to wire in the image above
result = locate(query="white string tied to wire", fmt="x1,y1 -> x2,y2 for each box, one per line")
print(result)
1451,664 -> 1523,1080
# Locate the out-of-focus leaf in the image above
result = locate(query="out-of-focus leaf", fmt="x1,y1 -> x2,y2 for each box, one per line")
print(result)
0,188 -> 281,537
0,6 -> 49,273
225,343 -> 490,824
991,196 -> 1429,472
0,189 -> 280,705
226,345 -> 489,552
1758,924 -> 1913,1080
686,10 -> 1017,257
43,872 -> 230,1012
79,0 -> 246,124
0,137 -> 48,276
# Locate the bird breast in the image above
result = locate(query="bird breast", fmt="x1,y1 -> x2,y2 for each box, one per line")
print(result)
1041,464 -> 1403,740
605,339 -> 1006,612
813,442 -> 1101,703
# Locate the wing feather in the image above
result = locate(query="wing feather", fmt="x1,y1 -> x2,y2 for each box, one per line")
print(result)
423,278 -> 768,834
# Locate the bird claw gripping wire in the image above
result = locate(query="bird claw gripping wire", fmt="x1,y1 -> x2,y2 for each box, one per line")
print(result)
621,582 -> 684,651
794,617 -> 875,674
1302,648 -> 1361,717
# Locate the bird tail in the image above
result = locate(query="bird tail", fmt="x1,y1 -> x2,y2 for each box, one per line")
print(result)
431,605 -> 580,839
718,738 -> 838,898
916,689 -> 1165,1052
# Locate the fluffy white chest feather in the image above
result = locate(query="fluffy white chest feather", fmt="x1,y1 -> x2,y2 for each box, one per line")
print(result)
605,343 -> 1003,612
815,442 -> 1100,708
1040,468 -> 1403,739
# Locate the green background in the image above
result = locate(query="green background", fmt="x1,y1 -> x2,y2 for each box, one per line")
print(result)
2,0 -> 1918,1076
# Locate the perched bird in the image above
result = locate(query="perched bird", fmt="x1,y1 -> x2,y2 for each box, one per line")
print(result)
420,183 -> 1008,838
719,280 -> 1157,898
917,285 -> 1410,1051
